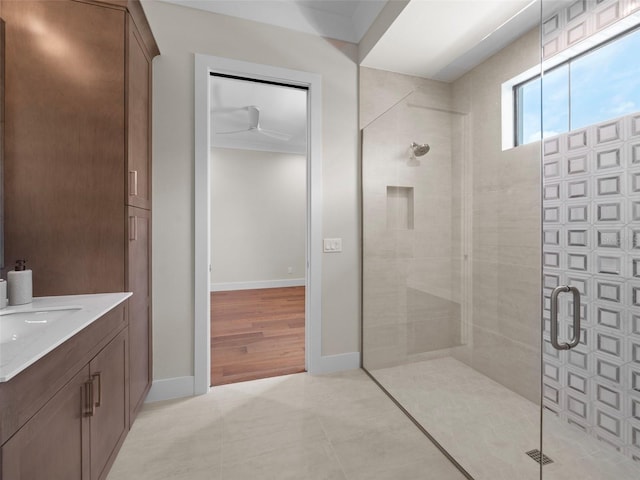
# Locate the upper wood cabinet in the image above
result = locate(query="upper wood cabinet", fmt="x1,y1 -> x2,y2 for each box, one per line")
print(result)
3,0 -> 158,296
127,20 -> 152,210
3,0 -> 127,296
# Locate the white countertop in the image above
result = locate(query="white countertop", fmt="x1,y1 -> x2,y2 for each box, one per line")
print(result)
0,292 -> 132,382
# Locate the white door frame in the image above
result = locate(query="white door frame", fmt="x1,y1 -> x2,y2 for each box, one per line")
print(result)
194,54 -> 323,394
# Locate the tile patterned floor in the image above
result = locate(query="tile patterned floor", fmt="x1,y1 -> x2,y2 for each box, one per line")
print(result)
109,361 -> 640,479
371,357 -> 640,480
107,370 -> 466,480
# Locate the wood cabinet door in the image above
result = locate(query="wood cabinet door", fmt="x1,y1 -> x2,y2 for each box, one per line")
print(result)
127,19 -> 152,210
127,206 -> 151,421
89,328 -> 129,480
1,366 -> 91,480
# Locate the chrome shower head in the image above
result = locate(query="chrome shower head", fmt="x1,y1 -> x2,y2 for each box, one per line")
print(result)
411,142 -> 430,157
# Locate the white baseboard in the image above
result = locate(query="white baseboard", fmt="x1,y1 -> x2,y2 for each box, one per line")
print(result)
312,351 -> 361,375
144,352 -> 360,403
145,352 -> 360,403
210,278 -> 306,292
145,376 -> 195,403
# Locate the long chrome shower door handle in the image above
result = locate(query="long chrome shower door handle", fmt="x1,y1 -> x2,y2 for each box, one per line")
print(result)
550,285 -> 581,350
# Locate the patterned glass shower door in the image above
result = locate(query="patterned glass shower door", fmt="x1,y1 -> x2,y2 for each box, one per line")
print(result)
539,2 -> 640,476
541,112 -> 640,471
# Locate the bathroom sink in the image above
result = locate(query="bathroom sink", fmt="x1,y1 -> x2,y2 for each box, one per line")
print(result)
0,307 -> 82,345
0,293 -> 130,382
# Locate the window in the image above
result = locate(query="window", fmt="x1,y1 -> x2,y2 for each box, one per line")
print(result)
516,64 -> 569,145
515,26 -> 640,146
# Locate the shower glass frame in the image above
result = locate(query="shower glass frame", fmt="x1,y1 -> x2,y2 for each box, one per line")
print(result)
362,2 -> 640,478
360,84 -> 533,478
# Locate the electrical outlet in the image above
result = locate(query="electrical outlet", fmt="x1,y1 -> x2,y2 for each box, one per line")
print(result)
287,267 -> 293,274
323,238 -> 342,253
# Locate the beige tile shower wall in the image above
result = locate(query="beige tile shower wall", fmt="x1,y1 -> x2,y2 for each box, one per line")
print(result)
360,68 -> 451,130
361,68 -> 463,369
451,28 -> 542,403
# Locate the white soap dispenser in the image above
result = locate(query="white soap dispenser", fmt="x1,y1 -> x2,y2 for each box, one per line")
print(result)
8,259 -> 33,306
0,279 -> 7,309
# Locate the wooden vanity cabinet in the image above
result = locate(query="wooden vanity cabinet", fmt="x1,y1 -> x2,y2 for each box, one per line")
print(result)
1,366 -> 91,480
89,328 -> 129,480
2,0 -> 158,429
0,305 -> 128,480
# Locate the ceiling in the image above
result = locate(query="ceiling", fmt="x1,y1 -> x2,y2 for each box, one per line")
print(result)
163,0 -> 561,82
361,0 -> 541,81
183,0 -> 565,153
162,0 -> 387,43
210,76 -> 308,155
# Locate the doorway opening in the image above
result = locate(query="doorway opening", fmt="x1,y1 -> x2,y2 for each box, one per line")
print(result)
209,74 -> 308,385
194,54 -> 324,395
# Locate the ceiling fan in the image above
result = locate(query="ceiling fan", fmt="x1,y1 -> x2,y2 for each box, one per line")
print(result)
214,105 -> 292,141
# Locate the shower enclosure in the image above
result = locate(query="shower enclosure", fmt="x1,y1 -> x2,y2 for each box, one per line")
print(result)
361,1 -> 640,478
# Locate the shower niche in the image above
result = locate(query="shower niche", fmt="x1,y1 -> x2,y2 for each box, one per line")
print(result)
386,186 -> 414,231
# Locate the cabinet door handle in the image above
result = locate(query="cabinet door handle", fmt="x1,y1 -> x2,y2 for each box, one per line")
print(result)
129,216 -> 138,241
129,170 -> 138,196
84,379 -> 95,417
92,372 -> 102,408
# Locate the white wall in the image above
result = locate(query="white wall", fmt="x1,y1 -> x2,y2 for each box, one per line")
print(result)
142,0 -> 360,382
210,148 -> 306,288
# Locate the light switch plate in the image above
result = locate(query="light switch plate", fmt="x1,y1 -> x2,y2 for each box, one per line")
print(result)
323,238 -> 342,253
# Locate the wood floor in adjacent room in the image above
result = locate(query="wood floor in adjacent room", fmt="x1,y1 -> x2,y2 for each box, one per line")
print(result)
210,286 -> 305,386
